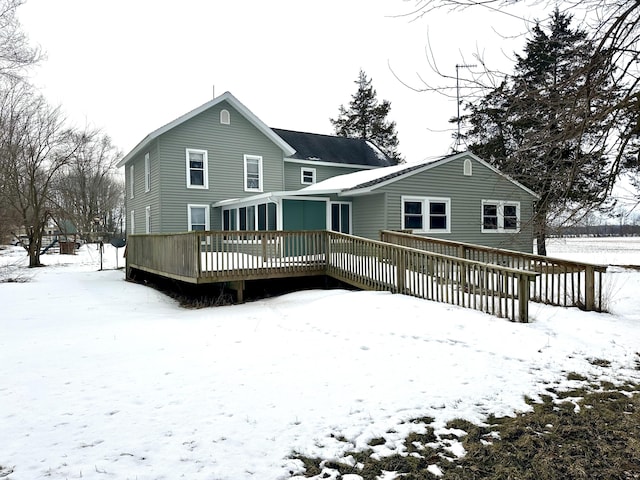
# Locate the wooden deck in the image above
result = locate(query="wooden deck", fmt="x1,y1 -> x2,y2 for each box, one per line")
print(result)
127,230 -> 545,322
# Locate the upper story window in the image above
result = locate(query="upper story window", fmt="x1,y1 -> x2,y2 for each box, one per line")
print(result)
186,149 -> 208,189
188,204 -> 210,231
144,153 -> 150,192
301,167 -> 316,185
244,155 -> 263,192
401,196 -> 451,233
482,200 -> 520,233
129,165 -> 134,199
220,109 -> 230,125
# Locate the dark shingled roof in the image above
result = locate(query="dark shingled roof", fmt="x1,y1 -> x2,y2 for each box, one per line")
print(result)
272,128 -> 397,167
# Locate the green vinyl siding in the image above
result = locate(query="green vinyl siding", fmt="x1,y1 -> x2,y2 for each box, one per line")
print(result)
374,155 -> 535,252
125,142 -> 160,235
351,193 -> 387,240
154,101 -> 286,233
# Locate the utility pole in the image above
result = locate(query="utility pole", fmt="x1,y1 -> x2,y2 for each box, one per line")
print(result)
455,63 -> 476,150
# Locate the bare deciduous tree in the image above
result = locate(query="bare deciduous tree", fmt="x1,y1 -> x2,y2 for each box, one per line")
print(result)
0,81 -> 78,266
0,0 -> 42,80
53,131 -> 124,241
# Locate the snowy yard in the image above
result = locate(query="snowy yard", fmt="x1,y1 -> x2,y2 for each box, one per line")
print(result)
1,238 -> 639,479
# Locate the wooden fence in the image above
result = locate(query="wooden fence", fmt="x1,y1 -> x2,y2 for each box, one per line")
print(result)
380,230 -> 607,312
127,230 -> 539,322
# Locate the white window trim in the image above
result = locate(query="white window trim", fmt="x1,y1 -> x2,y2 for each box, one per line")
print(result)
186,148 -> 209,189
330,201 -> 352,234
129,164 -> 134,199
481,200 -> 521,233
243,154 -> 263,192
187,204 -> 210,231
145,206 -> 151,234
144,153 -> 150,192
220,109 -> 230,125
401,196 -> 451,234
463,158 -> 472,176
301,167 -> 316,185
130,210 -> 135,234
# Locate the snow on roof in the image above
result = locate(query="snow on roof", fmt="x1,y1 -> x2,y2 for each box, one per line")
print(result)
299,155 -> 444,194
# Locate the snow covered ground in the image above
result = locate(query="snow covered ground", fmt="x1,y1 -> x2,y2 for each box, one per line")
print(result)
1,237 -> 639,480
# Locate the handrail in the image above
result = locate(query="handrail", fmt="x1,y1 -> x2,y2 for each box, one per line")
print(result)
127,230 -> 541,322
380,230 -> 607,312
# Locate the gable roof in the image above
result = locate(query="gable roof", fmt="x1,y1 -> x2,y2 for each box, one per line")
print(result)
298,151 -> 540,198
272,128 -> 396,168
117,92 -> 296,168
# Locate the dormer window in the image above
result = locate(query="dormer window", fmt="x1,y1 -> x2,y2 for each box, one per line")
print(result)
220,109 -> 230,125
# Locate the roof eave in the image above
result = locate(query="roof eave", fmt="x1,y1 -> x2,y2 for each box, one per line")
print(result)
117,92 -> 295,168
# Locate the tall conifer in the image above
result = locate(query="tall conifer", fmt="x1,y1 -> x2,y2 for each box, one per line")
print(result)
331,70 -> 403,163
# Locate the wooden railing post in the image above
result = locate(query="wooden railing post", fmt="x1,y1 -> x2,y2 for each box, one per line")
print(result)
585,266 -> 595,311
397,251 -> 406,294
518,273 -> 531,323
195,232 -> 202,277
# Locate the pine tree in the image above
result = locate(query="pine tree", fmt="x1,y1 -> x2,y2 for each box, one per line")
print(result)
463,9 -> 619,255
331,70 -> 403,163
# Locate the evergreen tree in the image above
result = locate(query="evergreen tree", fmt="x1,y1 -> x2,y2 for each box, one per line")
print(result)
463,9 -> 619,255
331,69 -> 403,163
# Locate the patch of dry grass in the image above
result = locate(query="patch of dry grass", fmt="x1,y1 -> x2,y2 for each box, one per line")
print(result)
292,379 -> 640,479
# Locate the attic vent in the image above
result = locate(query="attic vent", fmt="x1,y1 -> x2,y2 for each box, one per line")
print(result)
220,109 -> 230,125
463,158 -> 472,176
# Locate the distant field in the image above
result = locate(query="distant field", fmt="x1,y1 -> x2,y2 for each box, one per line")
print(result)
545,236 -> 640,265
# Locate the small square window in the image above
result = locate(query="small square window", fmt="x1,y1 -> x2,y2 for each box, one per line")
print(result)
301,167 -> 316,185
482,201 -> 520,233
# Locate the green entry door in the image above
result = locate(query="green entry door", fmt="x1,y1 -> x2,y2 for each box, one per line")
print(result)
282,199 -> 326,231
282,199 -> 327,257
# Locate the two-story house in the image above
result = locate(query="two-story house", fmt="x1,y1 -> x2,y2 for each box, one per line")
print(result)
118,91 -> 539,252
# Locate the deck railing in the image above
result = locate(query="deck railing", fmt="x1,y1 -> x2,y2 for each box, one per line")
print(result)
128,230 -> 540,322
380,230 -> 607,312
326,231 -> 538,322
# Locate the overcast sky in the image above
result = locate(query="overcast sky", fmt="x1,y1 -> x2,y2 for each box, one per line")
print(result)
18,0 -> 542,162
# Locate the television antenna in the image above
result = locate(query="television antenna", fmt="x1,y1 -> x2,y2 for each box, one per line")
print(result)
455,63 -> 477,149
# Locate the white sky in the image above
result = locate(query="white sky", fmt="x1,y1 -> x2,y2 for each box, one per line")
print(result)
16,0 -> 543,162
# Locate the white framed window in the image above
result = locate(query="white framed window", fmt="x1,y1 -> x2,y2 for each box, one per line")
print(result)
220,109 -> 230,125
186,149 -> 209,189
301,167 -> 316,185
463,158 -> 472,176
330,202 -> 351,234
144,153 -> 150,192
223,203 -> 277,231
145,206 -> 151,233
188,204 -> 210,231
482,200 -> 520,233
130,210 -> 135,234
244,155 -> 263,192
401,196 -> 451,233
129,165 -> 134,199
